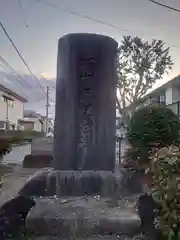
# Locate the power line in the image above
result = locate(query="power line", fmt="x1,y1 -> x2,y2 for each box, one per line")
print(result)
0,55 -> 50,101
36,0 -> 180,49
0,55 -> 45,101
148,0 -> 180,13
0,61 -> 28,100
0,20 -> 55,103
0,55 -> 32,90
45,86 -> 49,134
0,58 -> 47,102
0,20 -> 47,95
36,1 -> 134,33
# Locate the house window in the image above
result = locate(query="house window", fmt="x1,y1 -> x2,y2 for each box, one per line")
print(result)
3,96 -> 14,107
0,121 -> 5,129
159,95 -> 165,104
8,100 -> 14,107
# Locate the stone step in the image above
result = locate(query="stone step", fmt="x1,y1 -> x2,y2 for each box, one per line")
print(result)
26,197 -> 141,238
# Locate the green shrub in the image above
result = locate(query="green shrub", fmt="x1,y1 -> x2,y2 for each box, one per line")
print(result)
127,105 -> 180,149
152,145 -> 180,239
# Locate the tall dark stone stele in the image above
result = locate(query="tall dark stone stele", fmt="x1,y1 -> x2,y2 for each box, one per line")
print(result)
53,33 -> 117,171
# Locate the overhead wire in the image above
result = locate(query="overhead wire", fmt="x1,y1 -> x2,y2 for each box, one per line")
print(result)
36,0 -> 180,50
0,20 -> 55,103
0,20 -> 46,94
147,0 -> 180,13
0,56 -> 49,102
35,1 -> 138,33
1,0 -> 178,107
0,55 -> 33,90
0,55 -> 47,102
0,59 -> 29,100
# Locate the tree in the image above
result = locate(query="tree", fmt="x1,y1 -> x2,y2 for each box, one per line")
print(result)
127,105 -> 180,149
116,36 -> 173,119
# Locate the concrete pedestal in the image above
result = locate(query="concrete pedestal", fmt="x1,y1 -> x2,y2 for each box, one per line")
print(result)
18,169 -> 124,197
18,168 -> 143,198
26,197 -> 141,238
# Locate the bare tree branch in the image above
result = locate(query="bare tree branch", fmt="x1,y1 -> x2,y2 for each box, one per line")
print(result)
116,36 -> 173,125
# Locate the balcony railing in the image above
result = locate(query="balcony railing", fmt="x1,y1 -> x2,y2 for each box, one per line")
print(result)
166,101 -> 180,117
144,100 -> 180,117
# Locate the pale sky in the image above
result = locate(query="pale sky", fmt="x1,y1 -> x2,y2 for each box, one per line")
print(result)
0,0 -> 180,88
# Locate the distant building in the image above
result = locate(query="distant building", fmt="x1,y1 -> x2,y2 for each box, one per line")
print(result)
0,83 -> 27,130
22,110 -> 54,134
18,117 -> 44,132
116,75 -> 180,162
125,74 -> 180,118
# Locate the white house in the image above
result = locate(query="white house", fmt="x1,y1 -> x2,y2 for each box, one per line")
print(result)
123,74 -> 180,118
18,117 -> 44,132
116,74 -> 180,162
23,110 -> 54,134
0,83 -> 27,130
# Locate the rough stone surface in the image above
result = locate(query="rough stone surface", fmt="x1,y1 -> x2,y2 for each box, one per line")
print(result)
54,33 -> 117,171
18,168 -> 53,197
18,169 -> 123,197
18,168 -> 143,198
26,197 -> 141,237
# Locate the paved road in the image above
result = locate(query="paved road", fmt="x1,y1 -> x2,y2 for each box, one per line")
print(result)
3,144 -> 31,164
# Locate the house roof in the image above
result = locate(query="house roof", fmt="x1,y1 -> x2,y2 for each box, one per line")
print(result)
0,83 -> 28,103
18,119 -> 35,124
19,117 -> 43,124
125,74 -> 180,111
141,74 -> 180,99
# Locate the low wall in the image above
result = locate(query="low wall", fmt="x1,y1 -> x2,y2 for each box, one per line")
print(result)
23,154 -> 53,168
0,130 -> 45,140
31,137 -> 53,156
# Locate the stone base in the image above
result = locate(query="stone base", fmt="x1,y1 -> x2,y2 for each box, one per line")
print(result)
26,197 -> 141,238
18,168 -> 143,198
18,169 -> 124,197
49,170 -> 123,197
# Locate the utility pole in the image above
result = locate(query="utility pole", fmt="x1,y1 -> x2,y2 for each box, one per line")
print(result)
5,98 -> 9,131
4,96 -> 11,131
45,86 -> 49,134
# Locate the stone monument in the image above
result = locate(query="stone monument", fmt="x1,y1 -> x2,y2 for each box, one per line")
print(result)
17,34 -> 141,238
54,33 -> 117,171
19,33 -> 119,197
